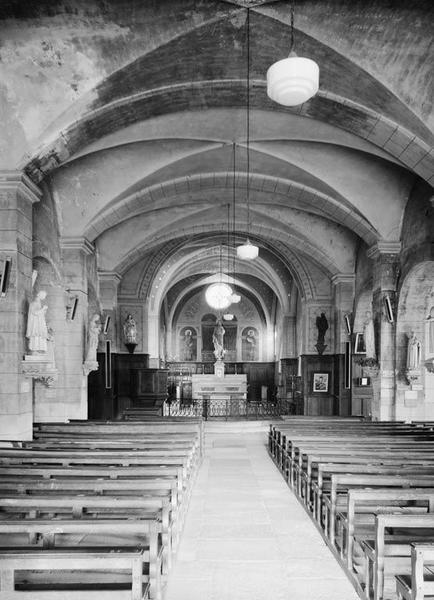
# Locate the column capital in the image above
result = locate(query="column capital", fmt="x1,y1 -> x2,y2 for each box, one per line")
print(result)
60,236 -> 95,256
367,241 -> 401,260
0,170 -> 42,204
98,271 -> 122,311
331,273 -> 355,286
97,270 -> 122,285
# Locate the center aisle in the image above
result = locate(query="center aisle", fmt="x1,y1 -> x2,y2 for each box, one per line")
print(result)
164,422 -> 360,600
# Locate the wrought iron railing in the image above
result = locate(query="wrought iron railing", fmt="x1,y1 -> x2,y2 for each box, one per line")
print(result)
163,397 -> 298,419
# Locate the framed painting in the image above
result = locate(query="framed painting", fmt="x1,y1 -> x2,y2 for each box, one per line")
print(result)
312,372 -> 329,393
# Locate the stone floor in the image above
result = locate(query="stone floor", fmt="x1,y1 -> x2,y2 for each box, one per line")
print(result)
164,421 -> 360,600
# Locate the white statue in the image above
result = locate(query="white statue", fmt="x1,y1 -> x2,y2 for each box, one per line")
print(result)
26,290 -> 48,354
363,310 -> 376,360
212,319 -> 225,361
407,331 -> 421,370
123,314 -> 137,344
85,314 -> 101,363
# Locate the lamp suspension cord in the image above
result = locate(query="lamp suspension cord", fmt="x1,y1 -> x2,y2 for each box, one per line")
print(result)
227,202 -> 231,277
219,241 -> 222,283
290,1 -> 295,53
233,142 -> 236,274
246,7 -> 250,236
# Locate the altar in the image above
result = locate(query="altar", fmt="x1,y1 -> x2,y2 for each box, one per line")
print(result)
191,372 -> 247,417
191,373 -> 247,401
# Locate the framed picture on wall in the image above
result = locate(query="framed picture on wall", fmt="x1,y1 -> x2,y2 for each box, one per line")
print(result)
354,332 -> 366,354
312,372 -> 329,393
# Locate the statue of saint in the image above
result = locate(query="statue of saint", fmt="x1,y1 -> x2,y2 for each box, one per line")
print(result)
85,314 -> 101,363
212,319 -> 225,360
183,329 -> 194,361
26,290 -> 48,354
407,331 -> 421,370
123,314 -> 137,344
363,310 -> 376,359
316,312 -> 328,344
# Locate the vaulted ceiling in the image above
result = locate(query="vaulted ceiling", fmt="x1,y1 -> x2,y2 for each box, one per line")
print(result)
1,0 -> 432,308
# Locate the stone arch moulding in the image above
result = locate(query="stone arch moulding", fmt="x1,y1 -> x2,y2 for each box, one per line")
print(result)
114,224 -> 335,303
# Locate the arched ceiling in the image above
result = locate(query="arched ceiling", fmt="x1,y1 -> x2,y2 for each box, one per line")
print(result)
1,0 -> 432,313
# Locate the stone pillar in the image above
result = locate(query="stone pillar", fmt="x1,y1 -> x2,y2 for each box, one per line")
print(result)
0,171 -> 41,440
98,271 -> 121,352
60,237 -> 95,420
147,312 -> 160,367
332,274 -> 355,352
332,274 -> 355,415
367,241 -> 401,421
281,315 -> 296,357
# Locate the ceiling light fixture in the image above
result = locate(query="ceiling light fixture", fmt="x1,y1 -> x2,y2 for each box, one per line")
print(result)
205,282 -> 233,310
237,7 -> 258,261
206,241 -> 233,310
266,1 -> 319,107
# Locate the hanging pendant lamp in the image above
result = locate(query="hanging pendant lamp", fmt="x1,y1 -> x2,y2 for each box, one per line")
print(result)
237,238 -> 259,260
266,2 -> 319,107
237,8 -> 259,261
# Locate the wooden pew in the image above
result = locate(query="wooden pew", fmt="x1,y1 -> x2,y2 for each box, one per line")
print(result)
323,474 -> 434,548
296,448 -> 434,504
0,475 -> 184,551
0,548 -> 150,599
396,543 -> 434,600
0,419 -> 203,599
338,488 -> 434,570
313,463 -> 434,524
0,451 -> 195,477
360,513 -> 434,600
0,495 -> 173,573
0,519 -> 162,599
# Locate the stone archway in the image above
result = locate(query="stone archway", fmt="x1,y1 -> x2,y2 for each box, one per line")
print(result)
395,261 -> 434,420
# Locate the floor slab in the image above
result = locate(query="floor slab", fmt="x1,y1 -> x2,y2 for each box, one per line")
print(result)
164,423 -> 360,600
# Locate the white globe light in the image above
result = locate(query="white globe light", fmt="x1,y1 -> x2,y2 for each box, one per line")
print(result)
223,313 -> 234,321
231,294 -> 241,303
267,55 -> 319,107
205,282 -> 233,309
237,239 -> 259,260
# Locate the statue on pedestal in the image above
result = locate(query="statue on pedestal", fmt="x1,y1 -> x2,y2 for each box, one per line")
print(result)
406,331 -> 421,370
123,313 -> 137,353
83,314 -> 101,375
26,290 -> 48,354
212,318 -> 225,361
123,314 -> 137,344
315,312 -> 328,355
23,289 -> 58,386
